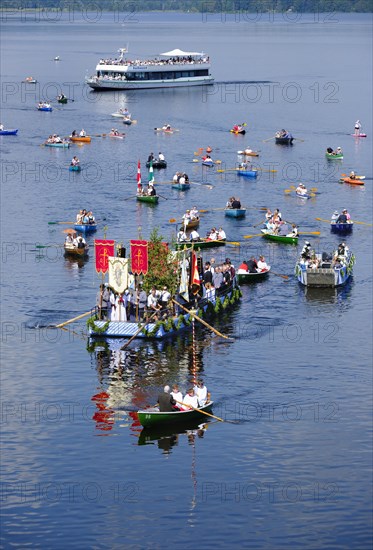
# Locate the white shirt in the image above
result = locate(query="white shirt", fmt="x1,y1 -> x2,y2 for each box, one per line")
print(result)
218,229 -> 226,240
147,293 -> 159,308
182,393 -> 199,410
158,153 -> 165,161
190,230 -> 200,240
161,290 -> 171,303
177,231 -> 187,242
190,208 -> 198,218
194,385 -> 208,406
257,260 -> 269,271
170,391 -> 183,405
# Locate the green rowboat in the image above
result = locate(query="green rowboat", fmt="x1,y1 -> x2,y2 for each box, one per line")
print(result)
136,195 -> 159,204
236,268 -> 271,283
174,239 -> 226,250
325,153 -> 343,160
137,401 -> 214,428
261,230 -> 298,245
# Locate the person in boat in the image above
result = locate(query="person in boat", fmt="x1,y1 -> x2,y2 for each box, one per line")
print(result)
203,154 -> 213,162
76,210 -> 84,223
336,147 -> 342,155
147,183 -> 156,196
336,242 -> 348,258
226,197 -> 234,209
354,120 -> 361,136
157,385 -> 177,412
65,233 -> 74,245
296,183 -> 307,195
71,130 -> 77,137
213,266 -> 223,289
79,129 -> 86,137
246,257 -> 258,273
287,224 -> 298,237
170,385 -> 183,409
182,210 -> 191,224
244,146 -> 253,154
190,229 -> 200,242
182,388 -> 199,411
190,206 -> 199,219
136,284 -> 147,321
71,156 -> 80,166
147,287 -> 162,318
343,208 -> 351,221
178,174 -> 186,186
231,197 -> 241,209
0,124 -> 4,131
349,171 -> 356,180
96,284 -> 111,320
331,210 -> 339,222
158,152 -> 165,162
265,209 -> 273,222
173,171 -> 181,183
238,260 -> 249,273
221,264 -> 232,286
77,236 -> 86,249
207,227 -> 218,240
58,93 -> 66,100
203,262 -> 213,286
82,210 -> 90,224
148,152 -> 155,163
87,211 -> 95,224
159,286 -> 171,310
257,255 -> 269,271
326,147 -> 334,154
335,210 -> 348,224
162,124 -> 171,131
122,108 -> 130,117
177,227 -> 188,243
217,227 -> 226,240
194,380 -> 208,407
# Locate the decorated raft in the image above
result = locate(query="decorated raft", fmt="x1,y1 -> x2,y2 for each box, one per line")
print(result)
295,251 -> 355,287
88,283 -> 241,339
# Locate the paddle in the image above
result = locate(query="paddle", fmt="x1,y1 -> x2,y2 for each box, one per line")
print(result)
54,310 -> 92,329
253,219 -> 266,228
157,194 -> 168,200
120,312 -> 158,350
262,136 -> 276,142
270,272 -> 289,280
124,195 -> 138,201
298,231 -> 321,235
174,400 -> 225,422
172,299 -> 234,340
243,234 -> 263,239
315,217 -> 372,227
293,138 -> 305,142
48,221 -> 75,225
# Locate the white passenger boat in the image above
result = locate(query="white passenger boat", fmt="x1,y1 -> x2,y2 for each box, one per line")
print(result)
86,47 -> 214,90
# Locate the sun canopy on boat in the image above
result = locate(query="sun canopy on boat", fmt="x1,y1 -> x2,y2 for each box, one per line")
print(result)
159,49 -> 204,57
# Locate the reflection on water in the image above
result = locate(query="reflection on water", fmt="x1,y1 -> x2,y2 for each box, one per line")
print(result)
300,279 -> 354,305
138,421 -> 209,452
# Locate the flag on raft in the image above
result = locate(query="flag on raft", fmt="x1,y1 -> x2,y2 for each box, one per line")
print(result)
148,160 -> 154,186
95,239 -> 115,274
108,257 -> 129,294
137,159 -> 142,193
130,240 -> 149,275
190,251 -> 200,294
179,254 -> 189,302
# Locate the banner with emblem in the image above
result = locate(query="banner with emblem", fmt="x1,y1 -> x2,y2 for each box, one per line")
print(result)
95,239 -> 115,274
130,240 -> 148,274
108,257 -> 129,294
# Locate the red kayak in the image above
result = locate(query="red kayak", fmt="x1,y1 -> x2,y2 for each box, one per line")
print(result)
351,133 -> 367,138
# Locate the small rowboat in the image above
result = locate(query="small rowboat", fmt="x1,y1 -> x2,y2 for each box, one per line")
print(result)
202,160 -> 214,167
0,129 -> 18,136
182,217 -> 200,229
225,208 -> 246,218
24,77 -> 37,83
175,239 -> 226,250
74,223 -> 97,234
69,165 -> 81,172
108,132 -> 125,139
237,169 -> 258,178
237,267 -> 271,283
331,221 -> 353,234
351,133 -> 367,138
137,401 -> 214,428
237,150 -> 259,157
64,244 -> 89,257
296,192 -> 312,199
122,118 -> 132,126
154,127 -> 176,134
136,195 -> 159,204
275,136 -> 294,144
111,112 -> 128,118
172,181 -> 190,191
341,177 -> 364,186
70,136 -> 91,143
38,106 -> 53,112
44,141 -> 70,148
326,152 -> 343,160
57,97 -> 68,104
146,160 -> 167,169
261,229 -> 298,245
230,129 -> 246,135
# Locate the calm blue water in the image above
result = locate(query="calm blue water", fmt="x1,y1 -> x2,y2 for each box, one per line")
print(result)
1,12 -> 372,549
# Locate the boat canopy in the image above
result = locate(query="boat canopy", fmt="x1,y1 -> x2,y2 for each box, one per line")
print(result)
160,49 -> 204,57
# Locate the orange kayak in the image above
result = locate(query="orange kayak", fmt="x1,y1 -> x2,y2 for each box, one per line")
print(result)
70,136 -> 91,143
342,177 -> 364,186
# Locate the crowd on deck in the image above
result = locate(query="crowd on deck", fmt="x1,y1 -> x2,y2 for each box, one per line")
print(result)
98,55 -> 210,67
299,241 -> 350,269
157,381 -> 209,412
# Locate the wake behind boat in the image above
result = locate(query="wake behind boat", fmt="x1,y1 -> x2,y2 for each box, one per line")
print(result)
86,47 -> 214,90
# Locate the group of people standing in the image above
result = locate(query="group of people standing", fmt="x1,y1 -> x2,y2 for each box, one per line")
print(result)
157,380 -> 209,412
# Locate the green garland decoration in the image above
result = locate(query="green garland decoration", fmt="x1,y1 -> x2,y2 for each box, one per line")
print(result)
214,296 -> 222,313
86,316 -> 110,334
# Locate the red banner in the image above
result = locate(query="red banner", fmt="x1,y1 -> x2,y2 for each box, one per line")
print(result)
95,239 -> 115,274
191,251 -> 200,291
130,240 -> 148,274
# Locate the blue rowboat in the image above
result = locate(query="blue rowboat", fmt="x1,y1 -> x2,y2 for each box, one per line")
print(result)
74,223 -> 97,234
202,160 -> 214,167
330,221 -> 353,234
296,192 -> 312,199
172,182 -> 190,191
69,165 -> 81,172
38,106 -> 53,112
225,208 -> 246,218
44,141 -> 70,148
0,129 -> 18,135
237,170 -> 258,178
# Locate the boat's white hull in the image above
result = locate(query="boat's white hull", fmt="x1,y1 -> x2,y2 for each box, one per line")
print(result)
86,76 -> 214,90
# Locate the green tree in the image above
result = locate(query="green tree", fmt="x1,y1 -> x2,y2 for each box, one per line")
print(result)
142,228 -> 179,296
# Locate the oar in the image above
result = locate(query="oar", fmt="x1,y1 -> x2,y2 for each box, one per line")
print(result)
124,195 -> 138,201
157,194 -> 169,200
293,138 -> 305,142
35,244 -> 64,249
298,231 -> 321,235
120,312 -> 158,350
199,207 -> 227,213
172,299 -> 234,340
270,272 -> 289,280
315,217 -> 372,227
174,400 -> 225,422
48,221 -> 75,225
54,310 -> 92,329
243,234 -> 263,239
262,136 -> 276,142
253,219 -> 266,228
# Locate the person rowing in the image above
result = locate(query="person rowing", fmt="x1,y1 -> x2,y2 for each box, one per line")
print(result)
296,183 -> 308,196
71,155 -> 80,166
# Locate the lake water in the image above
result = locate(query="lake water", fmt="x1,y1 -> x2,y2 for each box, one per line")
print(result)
1,11 -> 372,549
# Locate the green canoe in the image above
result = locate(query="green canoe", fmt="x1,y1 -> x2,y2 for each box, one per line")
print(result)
174,239 -> 226,250
136,195 -> 159,204
325,153 -> 343,160
137,401 -> 214,428
236,268 -> 271,283
261,230 -> 298,245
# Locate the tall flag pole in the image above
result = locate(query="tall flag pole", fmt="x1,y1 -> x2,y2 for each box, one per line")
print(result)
148,160 -> 154,185
137,160 -> 142,194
